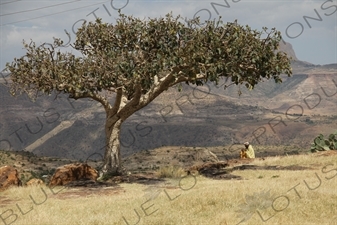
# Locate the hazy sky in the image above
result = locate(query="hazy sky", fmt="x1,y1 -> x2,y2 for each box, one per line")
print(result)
1,0 -> 336,71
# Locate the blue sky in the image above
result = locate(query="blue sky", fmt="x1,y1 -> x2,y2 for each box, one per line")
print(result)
0,0 -> 336,72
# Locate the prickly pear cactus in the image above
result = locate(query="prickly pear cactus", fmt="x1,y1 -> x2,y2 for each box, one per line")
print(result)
311,131 -> 337,152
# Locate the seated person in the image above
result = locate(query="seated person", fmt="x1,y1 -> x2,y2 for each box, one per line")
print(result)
240,142 -> 255,159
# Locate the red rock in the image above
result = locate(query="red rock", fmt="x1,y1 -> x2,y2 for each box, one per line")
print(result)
49,163 -> 98,186
0,165 -> 22,191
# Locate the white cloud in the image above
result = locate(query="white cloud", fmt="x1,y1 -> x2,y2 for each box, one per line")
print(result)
5,26 -> 55,45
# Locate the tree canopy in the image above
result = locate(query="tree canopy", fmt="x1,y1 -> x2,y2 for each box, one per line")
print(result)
7,13 -> 291,102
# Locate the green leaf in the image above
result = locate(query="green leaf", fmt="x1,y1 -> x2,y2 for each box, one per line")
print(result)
178,83 -> 182,92
323,146 -> 330,151
324,140 -> 330,146
328,134 -> 335,141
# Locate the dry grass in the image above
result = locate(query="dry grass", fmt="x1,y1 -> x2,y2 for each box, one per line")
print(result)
1,152 -> 336,225
252,151 -> 337,168
156,165 -> 187,178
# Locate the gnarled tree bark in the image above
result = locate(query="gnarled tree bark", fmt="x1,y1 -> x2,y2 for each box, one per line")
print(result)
101,117 -> 123,176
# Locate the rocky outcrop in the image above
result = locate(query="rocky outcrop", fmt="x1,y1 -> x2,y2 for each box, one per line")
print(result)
26,178 -> 44,186
0,165 -> 22,191
49,163 -> 98,186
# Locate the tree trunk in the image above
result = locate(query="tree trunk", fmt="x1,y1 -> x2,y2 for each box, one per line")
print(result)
97,76 -> 175,178
100,118 -> 123,177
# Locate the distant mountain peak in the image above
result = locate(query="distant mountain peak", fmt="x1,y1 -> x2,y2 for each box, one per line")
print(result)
279,41 -> 298,61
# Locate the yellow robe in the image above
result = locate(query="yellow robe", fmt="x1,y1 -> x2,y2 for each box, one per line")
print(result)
246,145 -> 255,158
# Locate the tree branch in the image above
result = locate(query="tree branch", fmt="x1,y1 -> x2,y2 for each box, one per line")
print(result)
72,92 -> 112,112
111,88 -> 123,116
139,66 -> 207,108
117,84 -> 142,118
169,72 -> 206,87
140,72 -> 174,106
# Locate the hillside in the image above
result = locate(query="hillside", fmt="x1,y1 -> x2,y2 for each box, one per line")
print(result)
0,42 -> 336,161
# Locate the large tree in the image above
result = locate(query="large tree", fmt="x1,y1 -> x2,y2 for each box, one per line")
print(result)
6,13 -> 292,176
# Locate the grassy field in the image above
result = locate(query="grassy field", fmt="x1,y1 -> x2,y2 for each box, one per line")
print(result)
1,151 -> 336,225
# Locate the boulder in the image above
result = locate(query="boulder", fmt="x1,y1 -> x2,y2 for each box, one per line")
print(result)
26,178 -> 44,186
49,163 -> 98,186
0,165 -> 22,191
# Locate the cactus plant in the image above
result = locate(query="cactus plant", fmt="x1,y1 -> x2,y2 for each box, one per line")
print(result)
311,131 -> 337,152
